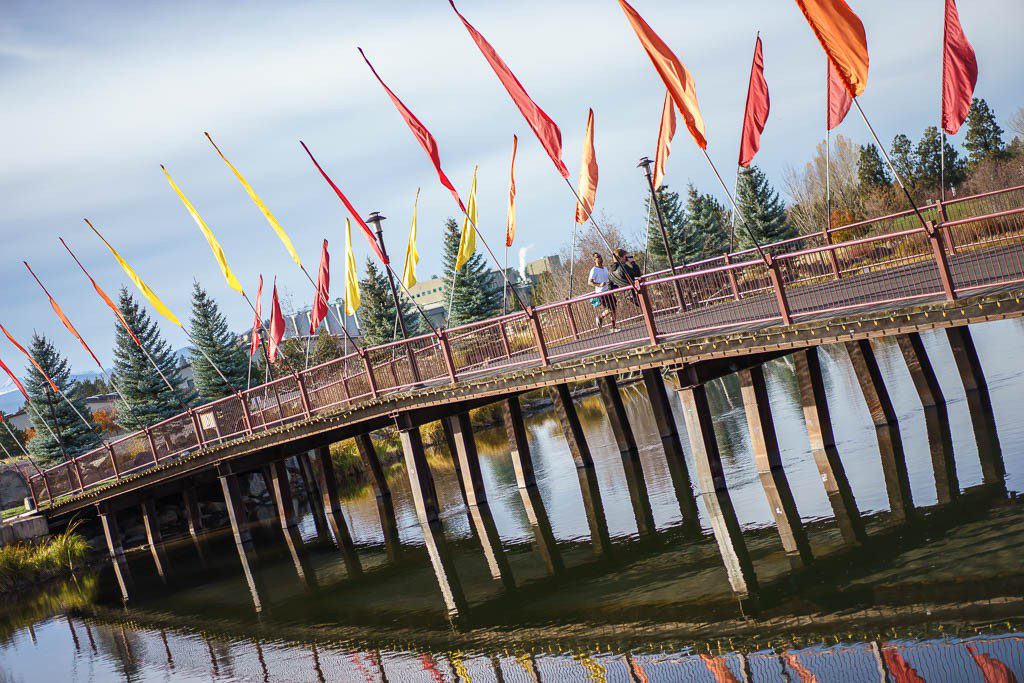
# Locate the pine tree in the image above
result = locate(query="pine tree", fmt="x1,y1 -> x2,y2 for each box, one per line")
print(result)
735,165 -> 796,249
644,185 -> 688,268
441,218 -> 502,326
890,134 -> 916,184
963,97 -> 1005,168
188,283 -> 248,401
682,185 -> 729,261
309,326 -> 341,366
112,289 -> 192,430
915,125 -> 967,190
24,335 -> 99,465
858,144 -> 892,190
357,258 -> 419,346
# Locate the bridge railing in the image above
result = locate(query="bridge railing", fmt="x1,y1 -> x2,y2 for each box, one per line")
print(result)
26,185 -> 1024,508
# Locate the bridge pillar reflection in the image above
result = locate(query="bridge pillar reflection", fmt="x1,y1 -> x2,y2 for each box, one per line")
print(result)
441,417 -> 472,508
548,384 -> 594,468
845,339 -> 898,426
397,418 -> 440,524
896,332 -> 945,408
677,380 -> 757,597
577,465 -> 613,559
295,451 -> 330,543
310,445 -> 367,571
518,484 -> 564,576
598,376 -> 656,538
502,396 -> 536,489
97,503 -> 134,602
738,366 -> 813,569
420,516 -> 469,621
642,369 -> 700,536
182,485 -> 210,568
140,499 -> 171,583
269,459 -> 320,589
216,464 -> 267,613
947,326 -> 1006,488
794,348 -> 867,545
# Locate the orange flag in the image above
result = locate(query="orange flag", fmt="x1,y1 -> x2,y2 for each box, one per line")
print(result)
505,135 -> 518,248
653,92 -> 676,188
794,0 -> 869,97
0,325 -> 59,393
574,109 -> 598,224
60,237 -> 141,347
618,0 -> 707,150
827,59 -> 853,130
24,262 -> 106,372
0,353 -> 29,402
268,279 -> 285,364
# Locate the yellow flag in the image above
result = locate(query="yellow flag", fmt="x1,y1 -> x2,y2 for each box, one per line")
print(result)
162,165 -> 244,294
402,189 -> 420,289
455,166 -> 479,271
344,219 -> 361,316
206,134 -> 303,268
86,220 -> 182,327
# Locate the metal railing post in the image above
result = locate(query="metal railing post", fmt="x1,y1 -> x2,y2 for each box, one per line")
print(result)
527,308 -> 550,366
937,200 -> 956,253
498,321 -> 514,359
925,220 -> 957,301
361,353 -> 379,398
68,459 -> 84,493
438,329 -> 458,384
106,443 -> 121,480
636,283 -> 660,345
766,255 -> 793,326
724,253 -> 741,300
564,305 -> 581,341
238,392 -> 254,435
145,427 -> 158,464
189,410 -> 205,448
296,373 -> 313,418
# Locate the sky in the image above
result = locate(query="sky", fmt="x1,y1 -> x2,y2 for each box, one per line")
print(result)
0,0 -> 1022,393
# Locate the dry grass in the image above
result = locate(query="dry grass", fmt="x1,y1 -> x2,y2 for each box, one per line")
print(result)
0,520 -> 91,593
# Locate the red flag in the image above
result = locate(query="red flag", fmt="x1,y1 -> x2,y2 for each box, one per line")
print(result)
448,1 -> 570,179
24,262 -> 105,372
781,653 -> 819,683
738,35 -> 770,167
60,237 -> 141,347
268,279 -> 285,364
357,48 -> 466,213
942,0 -> 977,135
827,60 -> 853,130
301,142 -> 389,266
574,108 -> 598,224
0,352 -> 29,402
653,92 -> 676,188
250,275 -> 263,357
967,645 -> 1017,683
880,646 -> 925,683
309,240 -> 331,335
699,655 -> 741,683
0,325 -> 59,393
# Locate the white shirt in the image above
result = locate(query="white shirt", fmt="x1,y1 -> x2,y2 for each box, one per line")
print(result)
588,266 -> 610,292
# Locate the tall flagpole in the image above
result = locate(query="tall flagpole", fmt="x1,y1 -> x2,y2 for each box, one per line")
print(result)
567,220 -> 577,299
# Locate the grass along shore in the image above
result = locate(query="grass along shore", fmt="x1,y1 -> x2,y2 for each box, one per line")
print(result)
0,521 -> 90,594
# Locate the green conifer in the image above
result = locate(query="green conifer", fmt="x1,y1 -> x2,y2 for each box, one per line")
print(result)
915,126 -> 966,189
963,97 -> 1005,168
734,165 -> 796,249
441,218 -> 502,326
644,185 -> 688,268
357,259 -> 419,346
188,282 -> 248,401
683,184 -> 729,261
890,134 -> 916,184
858,144 -> 892,190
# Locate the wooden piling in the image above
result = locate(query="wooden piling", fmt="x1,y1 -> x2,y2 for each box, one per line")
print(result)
97,504 -> 134,602
548,383 -> 593,468
502,396 -> 536,489
845,339 -> 898,426
140,499 -> 170,583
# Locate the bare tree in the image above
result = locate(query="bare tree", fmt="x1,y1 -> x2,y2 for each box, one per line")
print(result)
784,134 -> 865,235
1010,107 -> 1024,139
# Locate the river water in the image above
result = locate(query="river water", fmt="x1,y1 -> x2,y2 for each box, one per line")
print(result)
2,319 -> 1024,681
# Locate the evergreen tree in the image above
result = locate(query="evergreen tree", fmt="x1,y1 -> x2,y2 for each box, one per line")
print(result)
24,335 -> 99,465
77,376 -> 111,396
682,185 -> 729,261
890,134 -> 916,184
112,289 -> 192,430
858,143 -> 892,190
735,165 -> 796,248
357,259 -> 419,346
644,185 -> 688,268
963,97 -> 1005,168
309,326 -> 341,366
441,218 -> 502,326
915,126 -> 966,189
188,282 -> 248,401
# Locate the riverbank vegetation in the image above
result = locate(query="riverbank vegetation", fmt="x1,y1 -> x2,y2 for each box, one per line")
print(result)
0,521 -> 90,593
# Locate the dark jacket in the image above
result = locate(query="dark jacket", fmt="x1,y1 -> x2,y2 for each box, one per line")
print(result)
610,260 -> 641,288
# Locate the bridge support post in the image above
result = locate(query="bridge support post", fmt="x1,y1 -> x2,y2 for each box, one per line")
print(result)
518,484 -> 564,576
946,327 -> 1005,486
268,459 -> 319,589
217,464 -> 266,613
845,339 -> 898,426
295,451 -> 329,543
923,406 -> 959,504
182,484 -> 211,566
677,382 -> 758,598
441,417 -> 471,509
502,396 -> 536,489
642,369 -> 700,536
597,376 -> 655,538
140,499 -> 170,583
875,424 -> 915,524
794,349 -> 866,545
897,333 -> 945,408
306,448 -> 363,573
738,366 -> 813,569
398,418 -> 441,524
548,384 -> 593,468
419,517 -> 468,621
97,503 -> 134,602
350,437 -> 401,561
448,412 -> 486,507
578,465 -> 613,559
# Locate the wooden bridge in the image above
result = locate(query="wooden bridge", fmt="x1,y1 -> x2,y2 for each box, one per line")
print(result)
26,184 -> 1024,616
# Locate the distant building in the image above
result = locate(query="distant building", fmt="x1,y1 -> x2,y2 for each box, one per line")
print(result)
240,298 -> 362,347
6,409 -> 29,432
524,255 -> 561,278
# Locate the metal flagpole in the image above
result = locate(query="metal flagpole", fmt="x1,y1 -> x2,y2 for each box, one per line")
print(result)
826,126 -> 833,234
642,197 -> 654,274
638,157 -> 680,275
940,130 -> 947,202
567,220 -> 577,299
502,244 -> 509,315
697,149 -> 771,264
729,169 -> 741,252
561,178 -> 640,287
852,98 -> 930,229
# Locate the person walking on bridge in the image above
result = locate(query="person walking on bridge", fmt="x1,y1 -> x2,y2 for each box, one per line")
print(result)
610,248 -> 642,306
588,252 -> 618,332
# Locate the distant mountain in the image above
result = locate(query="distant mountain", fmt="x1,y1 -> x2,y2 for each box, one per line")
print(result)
0,370 -> 108,415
